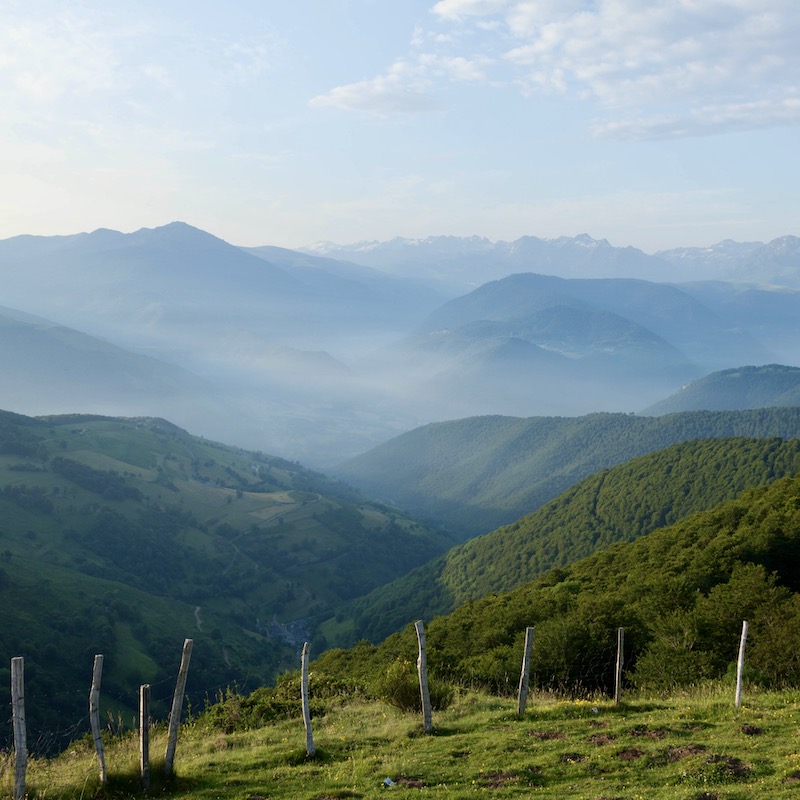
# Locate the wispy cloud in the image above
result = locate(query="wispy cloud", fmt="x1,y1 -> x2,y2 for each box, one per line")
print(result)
308,50 -> 494,116
309,58 -> 441,115
0,4 -> 283,114
313,0 -> 800,139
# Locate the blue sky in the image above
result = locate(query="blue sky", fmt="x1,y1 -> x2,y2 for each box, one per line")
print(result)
2,0 -> 799,252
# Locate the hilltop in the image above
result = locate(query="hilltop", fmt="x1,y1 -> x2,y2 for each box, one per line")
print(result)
642,364 -> 800,415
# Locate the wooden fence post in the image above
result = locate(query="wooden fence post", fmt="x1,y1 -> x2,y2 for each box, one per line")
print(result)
11,657 -> 26,800
735,620 -> 749,709
415,620 -> 433,733
164,638 -> 193,776
614,627 -> 624,705
301,642 -> 315,757
89,654 -> 107,786
139,684 -> 151,789
517,626 -> 535,715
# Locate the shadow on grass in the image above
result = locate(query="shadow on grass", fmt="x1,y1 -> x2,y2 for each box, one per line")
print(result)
520,700 -> 669,722
406,724 -> 462,738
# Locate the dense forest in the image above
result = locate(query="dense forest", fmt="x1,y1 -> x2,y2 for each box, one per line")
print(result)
313,472 -> 800,700
334,407 -> 800,536
323,437 -> 800,646
643,364 -> 800,415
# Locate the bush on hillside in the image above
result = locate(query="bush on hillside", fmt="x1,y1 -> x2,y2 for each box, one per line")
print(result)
372,658 -> 454,712
202,670 -> 365,733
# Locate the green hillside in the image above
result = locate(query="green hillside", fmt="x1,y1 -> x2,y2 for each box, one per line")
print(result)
642,363 -> 800,415
0,410 -> 453,751
334,406 -> 800,537
317,469 -> 800,697
323,437 -> 800,646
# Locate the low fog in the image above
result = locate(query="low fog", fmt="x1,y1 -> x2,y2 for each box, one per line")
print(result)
2,223 -> 800,467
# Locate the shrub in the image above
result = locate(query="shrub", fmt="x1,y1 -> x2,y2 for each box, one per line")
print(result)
201,671 -> 366,732
372,658 -> 453,713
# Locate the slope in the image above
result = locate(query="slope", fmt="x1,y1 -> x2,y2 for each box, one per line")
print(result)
642,364 -> 800,415
0,410 -> 453,750
323,437 -> 800,646
318,468 -> 800,696
334,407 -> 800,538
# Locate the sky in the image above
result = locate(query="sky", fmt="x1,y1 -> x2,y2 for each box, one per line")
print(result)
2,0 -> 799,253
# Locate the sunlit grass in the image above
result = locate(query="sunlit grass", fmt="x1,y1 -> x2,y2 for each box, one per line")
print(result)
9,685 -> 800,799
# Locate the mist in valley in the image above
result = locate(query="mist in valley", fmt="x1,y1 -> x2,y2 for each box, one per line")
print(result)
2,223 -> 800,468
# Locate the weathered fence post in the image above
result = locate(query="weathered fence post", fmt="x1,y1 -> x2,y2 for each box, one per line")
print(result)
164,638 -> 193,776
301,641 -> 315,757
614,627 -> 624,705
415,620 -> 433,733
517,626 -> 535,715
139,684 -> 151,789
735,620 -> 749,709
89,654 -> 107,786
11,657 -> 26,800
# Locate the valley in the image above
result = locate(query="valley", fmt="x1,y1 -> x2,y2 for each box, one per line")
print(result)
4,223 -> 800,781
4,4 -> 799,795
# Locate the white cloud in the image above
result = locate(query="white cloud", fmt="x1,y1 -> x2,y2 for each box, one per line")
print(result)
494,0 -> 800,136
320,0 -> 800,137
431,0 -> 513,20
594,95 -> 800,140
309,47 -> 493,115
309,58 -> 441,115
0,4 -> 282,115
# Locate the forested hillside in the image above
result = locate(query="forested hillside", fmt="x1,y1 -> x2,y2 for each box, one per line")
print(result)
642,364 -> 800,415
334,407 -> 800,537
323,437 -> 800,646
317,470 -> 800,695
0,410 -> 452,750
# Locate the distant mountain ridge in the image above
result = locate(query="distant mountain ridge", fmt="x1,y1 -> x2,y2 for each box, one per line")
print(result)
660,235 -> 800,285
0,222 -> 448,463
355,271 -> 782,423
3,222 -> 800,465
303,232 -> 800,291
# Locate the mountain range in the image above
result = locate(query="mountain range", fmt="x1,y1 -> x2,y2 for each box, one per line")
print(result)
304,233 -> 800,291
7,221 -> 800,758
2,223 -> 800,466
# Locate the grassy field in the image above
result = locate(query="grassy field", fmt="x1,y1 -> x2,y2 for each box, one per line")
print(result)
8,684 -> 800,799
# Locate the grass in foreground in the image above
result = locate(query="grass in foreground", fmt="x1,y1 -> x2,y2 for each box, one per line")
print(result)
6,685 -> 800,799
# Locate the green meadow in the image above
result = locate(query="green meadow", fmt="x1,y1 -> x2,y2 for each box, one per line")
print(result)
8,685 -> 800,800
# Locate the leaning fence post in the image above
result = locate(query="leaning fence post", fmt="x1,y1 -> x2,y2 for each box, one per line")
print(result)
139,684 -> 151,789
11,657 -> 26,800
301,641 -> 315,757
517,626 -> 535,715
735,620 -> 749,709
614,627 -> 625,705
89,654 -> 107,786
415,620 -> 433,733
165,638 -> 193,776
